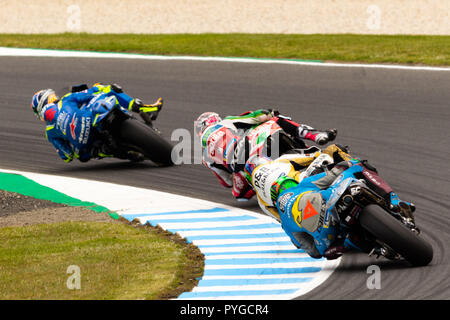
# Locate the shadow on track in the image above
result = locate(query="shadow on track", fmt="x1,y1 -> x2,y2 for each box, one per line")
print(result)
335,253 -> 415,272
50,161 -> 159,173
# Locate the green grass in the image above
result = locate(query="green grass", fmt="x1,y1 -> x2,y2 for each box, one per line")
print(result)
1,33 -> 449,65
0,221 -> 203,300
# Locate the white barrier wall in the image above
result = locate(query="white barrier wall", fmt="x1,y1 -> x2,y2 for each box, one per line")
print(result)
1,0 -> 449,35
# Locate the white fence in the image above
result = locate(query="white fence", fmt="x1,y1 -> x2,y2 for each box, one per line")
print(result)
1,0 -> 449,35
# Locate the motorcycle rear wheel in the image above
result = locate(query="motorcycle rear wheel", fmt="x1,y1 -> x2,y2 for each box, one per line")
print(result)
118,118 -> 174,166
359,204 -> 433,266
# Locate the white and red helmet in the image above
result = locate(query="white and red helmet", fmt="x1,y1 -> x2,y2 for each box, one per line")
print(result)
194,112 -> 222,138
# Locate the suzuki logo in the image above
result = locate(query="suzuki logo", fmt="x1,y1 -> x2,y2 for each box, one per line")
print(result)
70,116 -> 76,139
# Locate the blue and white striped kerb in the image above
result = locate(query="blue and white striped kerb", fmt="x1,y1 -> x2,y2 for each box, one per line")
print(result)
1,169 -> 339,300
121,207 -> 338,300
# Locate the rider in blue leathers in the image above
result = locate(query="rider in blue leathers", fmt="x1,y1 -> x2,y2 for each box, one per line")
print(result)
274,161 -> 362,259
248,146 -> 417,260
31,83 -> 163,163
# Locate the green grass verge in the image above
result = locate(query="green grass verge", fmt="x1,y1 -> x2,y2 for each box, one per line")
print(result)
1,33 -> 450,66
0,221 -> 203,300
0,172 -> 117,218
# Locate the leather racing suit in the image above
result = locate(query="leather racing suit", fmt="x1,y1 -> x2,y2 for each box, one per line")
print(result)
42,83 -> 142,162
248,144 -> 416,260
200,109 -> 337,201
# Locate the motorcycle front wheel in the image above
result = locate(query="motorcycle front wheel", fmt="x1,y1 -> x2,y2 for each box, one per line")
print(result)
359,204 -> 433,266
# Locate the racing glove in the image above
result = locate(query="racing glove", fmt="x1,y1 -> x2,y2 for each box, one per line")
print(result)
323,245 -> 347,260
323,237 -> 350,260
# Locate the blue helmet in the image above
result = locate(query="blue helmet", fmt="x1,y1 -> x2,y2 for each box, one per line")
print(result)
31,89 -> 58,120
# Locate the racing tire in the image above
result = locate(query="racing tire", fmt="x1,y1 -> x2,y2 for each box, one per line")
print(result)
359,204 -> 433,267
118,118 -> 174,166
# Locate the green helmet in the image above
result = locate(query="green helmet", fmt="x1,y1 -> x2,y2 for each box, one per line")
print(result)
270,176 -> 298,205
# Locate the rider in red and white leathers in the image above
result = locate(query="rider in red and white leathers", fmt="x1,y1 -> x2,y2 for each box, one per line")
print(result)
194,109 -> 337,201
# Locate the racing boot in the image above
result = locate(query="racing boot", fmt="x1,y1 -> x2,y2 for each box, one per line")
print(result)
131,98 -> 163,125
314,129 -> 337,145
298,125 -> 337,146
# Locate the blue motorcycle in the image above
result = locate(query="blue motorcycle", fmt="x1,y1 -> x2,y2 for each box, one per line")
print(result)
300,158 -> 433,266
250,150 -> 433,266
84,95 -> 174,166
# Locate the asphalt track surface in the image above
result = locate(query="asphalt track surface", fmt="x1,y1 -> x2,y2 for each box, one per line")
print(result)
1,56 -> 449,299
